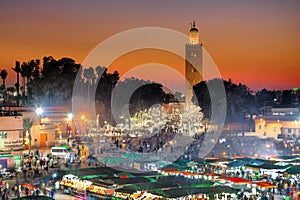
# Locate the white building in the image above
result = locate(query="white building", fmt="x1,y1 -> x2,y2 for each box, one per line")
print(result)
0,112 -> 23,168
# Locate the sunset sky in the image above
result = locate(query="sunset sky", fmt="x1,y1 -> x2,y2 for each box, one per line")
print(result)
0,0 -> 299,92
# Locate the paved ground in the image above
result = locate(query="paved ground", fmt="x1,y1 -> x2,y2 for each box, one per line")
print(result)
5,147 -> 95,200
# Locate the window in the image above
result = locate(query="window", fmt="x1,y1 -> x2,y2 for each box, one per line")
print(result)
0,132 -> 7,139
287,128 -> 292,134
19,131 -> 23,138
52,149 -> 64,153
258,125 -> 262,129
190,52 -> 197,58
273,127 -> 277,132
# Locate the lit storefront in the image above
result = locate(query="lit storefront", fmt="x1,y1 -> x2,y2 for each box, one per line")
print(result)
255,116 -> 300,139
0,114 -> 24,168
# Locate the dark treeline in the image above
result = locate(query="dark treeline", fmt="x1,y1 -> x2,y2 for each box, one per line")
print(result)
5,56 -> 173,125
4,56 -> 299,125
193,78 -> 299,123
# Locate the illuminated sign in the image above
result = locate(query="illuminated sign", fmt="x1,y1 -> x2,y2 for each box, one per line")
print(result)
4,139 -> 23,147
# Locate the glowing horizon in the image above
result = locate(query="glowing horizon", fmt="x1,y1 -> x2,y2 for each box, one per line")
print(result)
0,0 -> 299,91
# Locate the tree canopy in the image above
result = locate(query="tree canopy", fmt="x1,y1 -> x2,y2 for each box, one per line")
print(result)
4,56 -> 299,126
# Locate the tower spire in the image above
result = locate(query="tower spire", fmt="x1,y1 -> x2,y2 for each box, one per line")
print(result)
185,21 -> 202,110
189,21 -> 199,45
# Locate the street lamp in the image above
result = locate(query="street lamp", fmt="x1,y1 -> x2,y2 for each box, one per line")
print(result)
67,112 -> 73,138
80,114 -> 86,121
67,113 -> 73,119
80,114 -> 87,135
34,107 -> 44,149
35,107 -> 43,116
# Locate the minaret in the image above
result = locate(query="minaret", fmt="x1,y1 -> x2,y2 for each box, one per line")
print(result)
185,21 -> 203,109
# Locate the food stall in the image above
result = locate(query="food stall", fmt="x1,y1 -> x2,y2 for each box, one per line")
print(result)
87,183 -> 115,199
114,191 -> 132,199
60,174 -> 79,194
60,173 -> 115,199
21,183 -> 36,196
72,179 -> 92,199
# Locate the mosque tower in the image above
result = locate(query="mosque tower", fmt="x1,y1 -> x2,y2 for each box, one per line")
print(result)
185,21 -> 203,109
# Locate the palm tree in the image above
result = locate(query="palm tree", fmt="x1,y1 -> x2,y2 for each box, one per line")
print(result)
0,69 -> 8,100
20,61 -> 34,104
0,69 -> 8,89
6,87 -> 15,103
12,61 -> 21,106
23,117 -> 35,155
20,63 -> 26,97
83,67 -> 95,99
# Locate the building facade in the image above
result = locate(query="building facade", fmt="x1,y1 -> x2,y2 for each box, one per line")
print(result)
255,116 -> 300,139
0,111 -> 23,168
3,106 -> 75,149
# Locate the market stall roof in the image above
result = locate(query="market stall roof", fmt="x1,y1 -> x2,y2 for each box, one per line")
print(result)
162,168 -> 181,173
255,182 -> 277,189
121,152 -> 143,160
85,178 -> 114,187
205,173 -> 221,177
156,160 -> 173,167
117,172 -> 135,178
105,177 -> 151,185
228,158 -> 265,168
115,186 -> 138,194
204,158 -> 234,163
78,167 -> 120,177
155,176 -> 212,187
227,160 -> 248,168
163,164 -> 190,171
271,156 -> 300,161
218,177 -> 252,184
245,161 -> 289,170
116,181 -> 180,193
55,167 -> 121,180
101,157 -> 124,164
130,171 -> 158,177
286,166 -> 300,174
240,158 -> 265,166
174,158 -> 192,165
187,161 -> 198,168
150,186 -> 239,198
235,157 -> 266,163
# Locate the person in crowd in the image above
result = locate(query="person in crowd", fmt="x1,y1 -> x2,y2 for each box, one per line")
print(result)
35,149 -> 39,158
25,187 -> 29,196
44,162 -> 48,171
18,185 -> 22,197
35,188 -> 40,196
77,156 -> 81,169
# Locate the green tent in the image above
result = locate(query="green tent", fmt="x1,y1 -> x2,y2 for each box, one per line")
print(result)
122,152 -> 143,160
150,186 -> 239,198
101,157 -> 124,165
286,166 -> 300,174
